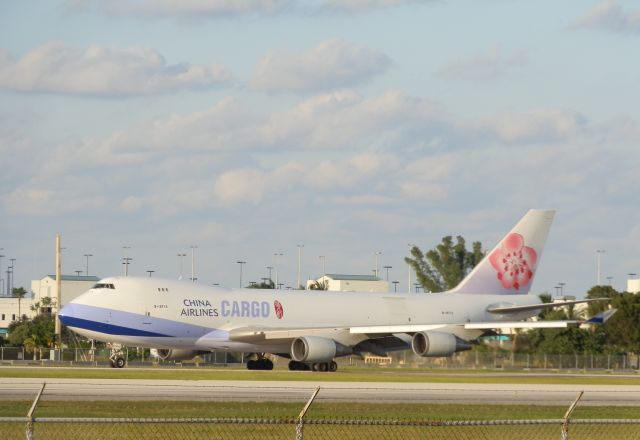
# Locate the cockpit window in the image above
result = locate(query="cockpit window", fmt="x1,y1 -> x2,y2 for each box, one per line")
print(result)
93,283 -> 115,289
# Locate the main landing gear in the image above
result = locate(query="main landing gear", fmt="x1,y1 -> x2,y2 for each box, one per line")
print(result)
108,343 -> 126,368
288,360 -> 338,372
246,354 -> 274,370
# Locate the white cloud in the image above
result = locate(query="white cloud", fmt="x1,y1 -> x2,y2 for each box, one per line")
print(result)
70,0 -> 428,19
318,0 -> 430,14
572,0 -> 640,34
0,42 -> 233,96
438,45 -> 528,81
251,39 -> 391,93
486,109 -> 587,144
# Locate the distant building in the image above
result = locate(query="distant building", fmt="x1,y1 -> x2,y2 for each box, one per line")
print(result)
306,274 -> 389,292
0,275 -> 99,343
31,275 -> 99,306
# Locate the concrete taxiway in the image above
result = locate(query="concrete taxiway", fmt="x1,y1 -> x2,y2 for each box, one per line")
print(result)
1,378 -> 639,406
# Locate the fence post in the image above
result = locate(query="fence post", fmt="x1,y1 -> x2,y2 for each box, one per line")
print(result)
296,387 -> 320,440
26,382 -> 46,440
561,391 -> 583,440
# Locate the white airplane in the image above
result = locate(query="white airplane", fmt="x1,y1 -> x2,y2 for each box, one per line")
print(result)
59,210 -> 612,371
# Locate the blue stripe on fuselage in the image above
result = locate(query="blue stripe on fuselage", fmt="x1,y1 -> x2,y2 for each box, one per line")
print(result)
59,303 -> 215,338
61,315 -> 171,337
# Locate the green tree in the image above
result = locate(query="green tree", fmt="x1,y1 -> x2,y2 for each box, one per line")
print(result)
405,236 -> 484,292
11,286 -> 27,319
7,314 -> 57,357
247,279 -> 275,289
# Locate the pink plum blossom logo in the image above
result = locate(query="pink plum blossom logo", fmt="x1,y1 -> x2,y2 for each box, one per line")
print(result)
489,233 -> 537,290
274,300 -> 284,319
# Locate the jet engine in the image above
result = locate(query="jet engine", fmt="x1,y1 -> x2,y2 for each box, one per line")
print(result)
411,331 -> 472,357
291,336 -> 352,363
155,349 -> 202,361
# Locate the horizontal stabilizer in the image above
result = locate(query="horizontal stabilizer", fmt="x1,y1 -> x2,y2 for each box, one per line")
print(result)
487,298 -> 609,314
586,308 -> 617,324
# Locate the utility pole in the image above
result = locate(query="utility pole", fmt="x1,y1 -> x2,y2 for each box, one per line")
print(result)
273,253 -> 283,289
596,249 -> 605,285
383,265 -> 392,281
374,251 -> 381,278
55,235 -> 62,350
177,253 -> 186,279
190,245 -> 197,282
297,245 -> 304,289
237,261 -> 246,288
9,258 -> 15,295
84,254 -> 93,277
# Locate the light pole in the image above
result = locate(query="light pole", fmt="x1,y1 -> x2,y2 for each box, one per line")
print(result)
237,261 -> 246,288
606,276 -> 613,286
122,257 -> 132,276
9,258 -> 15,295
319,256 -> 326,278
392,281 -> 399,292
266,266 -> 274,282
75,270 -> 82,277
122,246 -> 131,276
596,249 -> 605,285
297,245 -> 304,289
177,253 -> 186,279
407,244 -> 415,294
558,282 -> 565,296
374,251 -> 381,278
190,245 -> 197,282
147,270 -> 155,278
0,252 -> 4,297
383,265 -> 392,281
84,254 -> 93,277
273,253 -> 283,289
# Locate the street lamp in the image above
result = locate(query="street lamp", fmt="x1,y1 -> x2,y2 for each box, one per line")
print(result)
407,244 -> 416,294
75,270 -> 82,277
237,261 -> 246,288
266,266 -> 274,282
0,252 -> 4,297
606,276 -> 613,286
392,281 -> 399,292
177,253 -> 187,279
596,249 -> 605,285
122,246 -> 131,276
9,258 -> 15,295
297,245 -> 304,289
147,270 -> 155,278
190,245 -> 198,282
273,253 -> 283,289
84,254 -> 93,276
383,265 -> 392,281
374,251 -> 381,278
558,282 -> 565,296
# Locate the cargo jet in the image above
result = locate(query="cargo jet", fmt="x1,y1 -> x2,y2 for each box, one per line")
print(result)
59,210 -> 612,370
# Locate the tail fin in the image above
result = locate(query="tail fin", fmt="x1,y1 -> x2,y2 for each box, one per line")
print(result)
452,209 -> 555,295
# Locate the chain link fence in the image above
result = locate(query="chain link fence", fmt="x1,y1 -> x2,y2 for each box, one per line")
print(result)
1,346 -> 639,371
2,416 -> 640,440
1,384 -> 639,440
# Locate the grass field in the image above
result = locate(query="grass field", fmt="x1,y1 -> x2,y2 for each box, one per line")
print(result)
2,399 -> 639,419
1,365 -> 640,385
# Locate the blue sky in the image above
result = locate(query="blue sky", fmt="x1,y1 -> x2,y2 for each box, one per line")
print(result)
1,0 -> 639,296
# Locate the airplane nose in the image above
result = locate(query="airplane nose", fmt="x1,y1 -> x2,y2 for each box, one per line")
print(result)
58,303 -> 74,325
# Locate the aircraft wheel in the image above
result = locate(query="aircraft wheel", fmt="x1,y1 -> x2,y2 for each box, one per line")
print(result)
264,359 -> 274,370
311,363 -> 319,372
329,361 -> 338,372
247,360 -> 256,370
109,360 -> 116,368
115,357 -> 126,368
317,362 -> 328,372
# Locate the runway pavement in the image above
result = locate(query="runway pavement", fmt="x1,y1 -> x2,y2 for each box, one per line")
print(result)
2,377 -> 640,406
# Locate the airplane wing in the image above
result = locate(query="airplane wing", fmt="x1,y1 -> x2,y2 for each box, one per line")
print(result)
226,309 -> 616,343
486,298 -> 609,314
